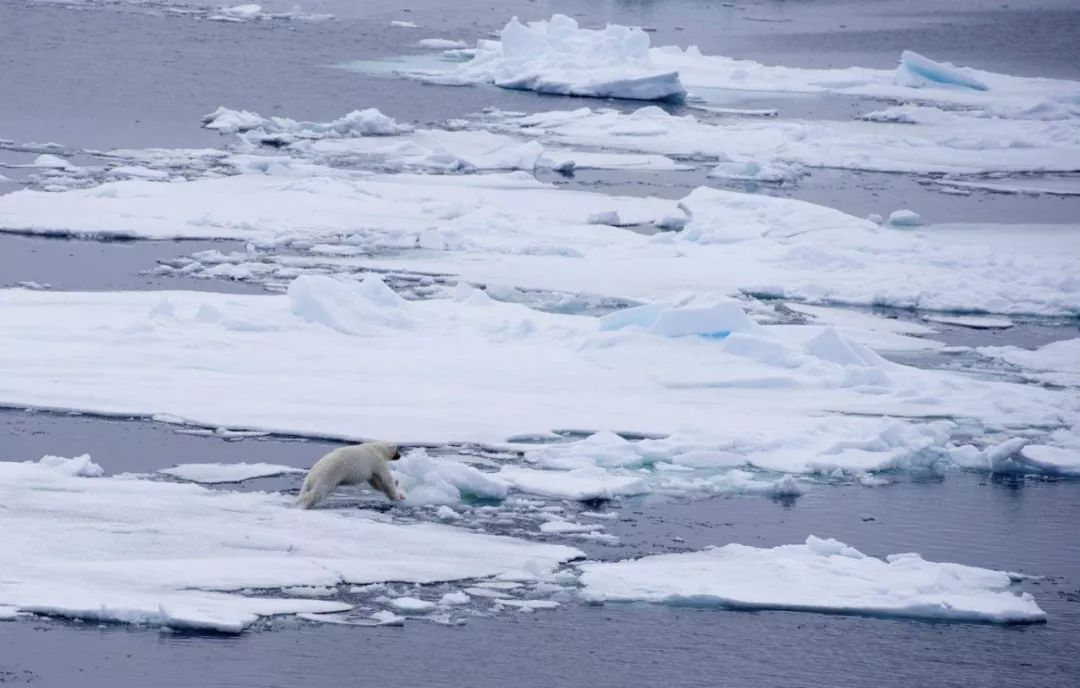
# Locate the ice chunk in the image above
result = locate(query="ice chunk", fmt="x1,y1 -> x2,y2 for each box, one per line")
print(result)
389,596 -> 436,612
418,39 -> 468,50
887,209 -> 922,227
579,536 -> 1046,624
451,15 -> 686,101
1017,445 -> 1080,476
599,301 -> 759,338
396,449 -> 510,505
36,454 -> 104,477
924,315 -> 1013,330
708,159 -> 805,185
202,106 -> 407,138
978,338 -> 1080,374
495,599 -> 560,610
539,520 -> 601,534
370,610 -> 406,625
895,51 -> 988,91
499,466 -> 649,500
390,20 -> 417,28
804,328 -> 887,368
32,154 -> 74,170
647,302 -> 760,338
438,591 -> 470,606
158,462 -> 305,484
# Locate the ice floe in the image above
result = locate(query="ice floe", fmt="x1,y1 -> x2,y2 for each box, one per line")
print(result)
3,163 -> 1076,316
578,535 -> 1046,624
158,462 -> 305,484
384,15 -> 1080,113
202,105 -> 684,173
0,282 -> 1073,481
487,104 -> 1080,175
0,455 -> 580,632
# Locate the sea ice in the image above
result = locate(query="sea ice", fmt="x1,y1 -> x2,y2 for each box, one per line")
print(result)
386,16 -> 1080,112
499,467 -> 649,500
578,536 -> 1046,624
887,209 -> 922,227
418,39 -> 468,50
0,455 -> 581,632
894,51 -> 988,92
389,596 -> 436,612
445,15 -> 686,101
492,104 -> 1080,176
158,462 -> 305,484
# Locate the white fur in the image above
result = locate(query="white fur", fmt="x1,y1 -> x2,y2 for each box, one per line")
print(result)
296,441 -> 404,509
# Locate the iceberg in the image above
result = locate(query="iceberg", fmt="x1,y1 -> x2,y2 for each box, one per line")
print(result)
578,536 -> 1046,624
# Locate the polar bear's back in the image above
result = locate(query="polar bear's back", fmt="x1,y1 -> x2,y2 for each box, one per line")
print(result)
303,443 -> 391,489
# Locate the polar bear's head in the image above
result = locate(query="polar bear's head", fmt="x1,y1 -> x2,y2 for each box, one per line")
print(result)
370,440 -> 401,461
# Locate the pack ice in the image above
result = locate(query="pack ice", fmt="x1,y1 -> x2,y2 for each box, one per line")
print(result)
0,455 -> 581,632
386,15 -> 1080,115
0,278 -> 1073,483
1,165 -> 1077,316
578,536 -> 1046,624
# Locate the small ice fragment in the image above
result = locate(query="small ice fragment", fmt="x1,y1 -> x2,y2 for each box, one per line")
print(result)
867,213 -> 883,225
418,38 -> 468,49
389,597 -> 436,612
438,591 -> 470,606
390,20 -> 418,28
370,610 -> 406,626
496,599 -> 560,610
435,505 -> 461,520
540,520 -> 599,534
887,209 -> 922,227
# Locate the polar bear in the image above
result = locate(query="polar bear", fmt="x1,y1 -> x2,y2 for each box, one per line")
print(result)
296,441 -> 405,509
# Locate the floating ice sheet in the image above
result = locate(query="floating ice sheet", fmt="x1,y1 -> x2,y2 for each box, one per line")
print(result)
489,104 -> 1080,175
0,283 -> 1071,475
2,165 -> 1076,317
398,16 -> 1080,112
0,455 -> 581,632
578,536 -> 1046,624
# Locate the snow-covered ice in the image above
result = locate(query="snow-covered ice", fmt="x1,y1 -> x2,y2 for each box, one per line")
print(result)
489,104 -> 1080,176
418,39 -> 468,50
0,282 -> 1072,487
2,167 -> 1076,316
578,535 -> 1046,624
158,462 -> 305,484
438,16 -> 686,101
385,16 -> 1080,113
0,454 -> 581,632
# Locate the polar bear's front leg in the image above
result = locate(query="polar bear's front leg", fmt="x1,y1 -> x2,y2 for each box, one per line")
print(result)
372,464 -> 405,501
